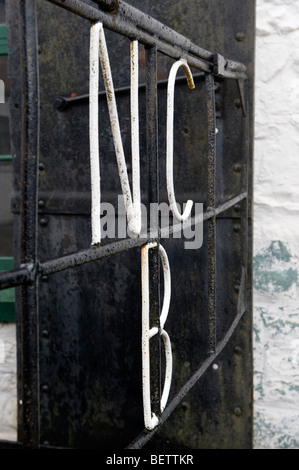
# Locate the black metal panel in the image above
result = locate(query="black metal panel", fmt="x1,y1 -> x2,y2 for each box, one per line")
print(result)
4,0 -> 255,449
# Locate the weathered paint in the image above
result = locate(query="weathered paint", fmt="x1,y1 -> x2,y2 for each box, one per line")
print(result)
254,241 -> 298,293
253,240 -> 299,449
253,0 -> 299,449
0,323 -> 17,441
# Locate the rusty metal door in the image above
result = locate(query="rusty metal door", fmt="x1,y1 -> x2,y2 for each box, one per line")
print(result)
2,0 -> 254,449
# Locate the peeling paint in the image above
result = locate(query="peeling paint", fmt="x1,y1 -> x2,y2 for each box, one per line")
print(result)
254,241 -> 298,293
253,241 -> 299,449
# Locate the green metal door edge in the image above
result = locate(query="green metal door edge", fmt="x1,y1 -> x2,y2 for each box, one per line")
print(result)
0,24 -> 8,56
0,257 -> 15,322
0,155 -> 12,161
0,25 -> 14,322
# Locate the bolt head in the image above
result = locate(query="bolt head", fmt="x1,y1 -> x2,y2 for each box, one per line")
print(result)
233,163 -> 242,173
40,217 -> 48,227
235,31 -> 245,42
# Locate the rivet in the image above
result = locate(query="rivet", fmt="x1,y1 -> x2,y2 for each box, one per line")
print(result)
38,200 -> 45,209
41,384 -> 49,393
234,346 -> 242,354
212,363 -> 219,370
234,98 -> 241,109
54,97 -> 66,111
41,275 -> 48,283
39,162 -> 45,171
233,163 -> 242,173
234,204 -> 241,213
181,402 -> 188,411
233,223 -> 241,233
42,329 -> 49,339
40,217 -> 48,227
235,31 -> 245,42
234,284 -> 240,293
234,407 -> 242,416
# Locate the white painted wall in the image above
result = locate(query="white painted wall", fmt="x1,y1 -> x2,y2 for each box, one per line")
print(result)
0,323 -> 17,441
0,0 -> 299,448
253,0 -> 299,449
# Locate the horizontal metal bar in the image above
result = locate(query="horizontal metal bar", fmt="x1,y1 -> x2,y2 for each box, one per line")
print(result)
46,0 -> 247,79
39,236 -> 150,277
40,193 -> 247,277
93,0 -> 118,13
0,264 -> 34,290
54,72 -> 205,111
0,155 -> 12,162
127,266 -> 247,449
116,2 -> 247,79
3,193 -> 248,287
117,1 -> 212,61
161,191 -> 248,238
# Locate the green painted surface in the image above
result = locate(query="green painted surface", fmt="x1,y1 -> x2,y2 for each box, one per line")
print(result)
0,24 -> 8,56
0,155 -> 12,162
0,257 -> 15,322
0,20 -> 13,321
254,241 -> 298,292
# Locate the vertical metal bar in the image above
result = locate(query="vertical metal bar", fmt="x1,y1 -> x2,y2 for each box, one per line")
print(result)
89,22 -> 102,245
146,45 -> 159,238
19,0 -> 40,448
130,39 -> 141,230
240,89 -> 250,306
206,73 -> 217,353
145,45 -> 161,416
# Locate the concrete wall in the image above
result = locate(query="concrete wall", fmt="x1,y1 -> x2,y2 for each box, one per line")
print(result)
0,0 -> 299,448
253,0 -> 299,449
